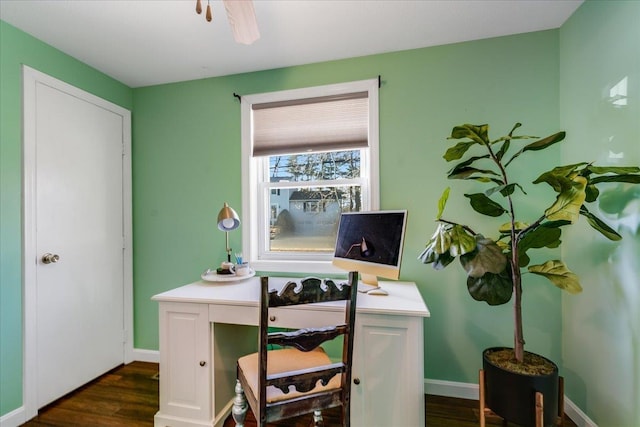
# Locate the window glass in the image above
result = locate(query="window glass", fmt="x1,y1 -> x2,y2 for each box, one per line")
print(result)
267,150 -> 362,254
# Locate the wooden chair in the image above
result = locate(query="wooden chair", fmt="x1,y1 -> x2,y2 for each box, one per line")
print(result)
232,272 -> 359,427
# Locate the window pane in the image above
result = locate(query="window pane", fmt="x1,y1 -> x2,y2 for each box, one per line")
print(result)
268,150 -> 361,182
269,185 -> 362,253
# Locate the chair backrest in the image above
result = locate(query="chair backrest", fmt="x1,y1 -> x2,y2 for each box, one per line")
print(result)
258,271 -> 358,423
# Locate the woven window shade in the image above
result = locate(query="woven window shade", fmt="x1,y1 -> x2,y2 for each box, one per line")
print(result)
252,92 -> 369,157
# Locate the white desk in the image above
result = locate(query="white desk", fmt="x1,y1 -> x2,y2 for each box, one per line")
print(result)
152,277 -> 430,427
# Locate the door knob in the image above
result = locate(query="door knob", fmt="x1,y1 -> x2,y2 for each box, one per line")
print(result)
42,253 -> 60,264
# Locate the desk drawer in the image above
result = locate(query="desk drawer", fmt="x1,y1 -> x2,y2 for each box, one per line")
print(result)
209,304 -> 258,326
209,304 -> 344,328
267,307 -> 343,329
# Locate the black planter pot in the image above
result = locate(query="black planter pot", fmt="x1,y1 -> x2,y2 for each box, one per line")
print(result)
483,347 -> 559,427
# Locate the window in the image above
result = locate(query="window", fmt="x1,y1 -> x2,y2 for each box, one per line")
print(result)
241,79 -> 379,274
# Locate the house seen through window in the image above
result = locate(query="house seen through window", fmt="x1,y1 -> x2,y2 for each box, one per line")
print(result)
241,79 -> 379,274
267,150 -> 362,252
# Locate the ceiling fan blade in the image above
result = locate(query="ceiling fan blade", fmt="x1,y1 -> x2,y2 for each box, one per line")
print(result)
222,0 -> 260,45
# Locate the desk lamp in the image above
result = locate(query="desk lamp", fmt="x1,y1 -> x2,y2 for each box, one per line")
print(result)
217,202 -> 240,263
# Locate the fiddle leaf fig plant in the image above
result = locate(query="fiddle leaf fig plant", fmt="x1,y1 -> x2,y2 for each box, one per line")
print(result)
418,123 -> 640,364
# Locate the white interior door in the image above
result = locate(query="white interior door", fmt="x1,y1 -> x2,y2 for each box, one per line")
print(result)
22,66 -> 132,412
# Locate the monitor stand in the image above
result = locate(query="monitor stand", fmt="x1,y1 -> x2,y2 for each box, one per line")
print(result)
358,273 -> 389,295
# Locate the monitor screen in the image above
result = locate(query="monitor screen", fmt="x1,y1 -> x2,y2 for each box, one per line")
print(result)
332,210 -> 407,286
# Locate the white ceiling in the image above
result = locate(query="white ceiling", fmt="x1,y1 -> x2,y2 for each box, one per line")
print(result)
1,0 -> 583,88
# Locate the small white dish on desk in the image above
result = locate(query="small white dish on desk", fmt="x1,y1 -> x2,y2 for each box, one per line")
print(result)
201,268 -> 255,282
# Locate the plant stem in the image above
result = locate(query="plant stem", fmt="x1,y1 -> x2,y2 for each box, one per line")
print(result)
485,140 -> 525,363
512,242 -> 525,363
437,218 -> 476,235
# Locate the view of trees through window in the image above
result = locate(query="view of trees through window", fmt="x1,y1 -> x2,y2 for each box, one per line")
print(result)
267,150 -> 363,252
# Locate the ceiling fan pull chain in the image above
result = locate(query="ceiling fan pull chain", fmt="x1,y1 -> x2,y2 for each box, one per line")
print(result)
195,0 -> 202,15
206,0 -> 212,22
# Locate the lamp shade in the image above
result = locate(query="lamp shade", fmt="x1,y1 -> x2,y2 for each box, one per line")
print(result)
217,202 -> 240,231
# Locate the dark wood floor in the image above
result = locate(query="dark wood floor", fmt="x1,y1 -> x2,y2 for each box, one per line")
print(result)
22,362 -> 577,427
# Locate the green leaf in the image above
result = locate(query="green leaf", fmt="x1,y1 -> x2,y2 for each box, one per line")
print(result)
436,187 -> 450,220
495,139 -> 510,161
417,222 -> 475,269
518,224 -> 563,252
449,124 -> 490,145
432,251 -> 456,270
485,183 -> 520,198
579,206 -> 622,241
516,221 -> 568,267
432,223 -> 453,254
459,235 -> 508,278
448,154 -> 490,171
417,244 -> 437,264
522,131 -> 566,152
544,176 -> 587,223
499,221 -> 529,233
508,122 -> 523,136
589,174 -> 640,185
533,163 -> 589,191
587,166 -> 640,174
448,225 -> 477,257
443,141 -> 476,162
585,184 -> 599,203
504,131 -> 566,167
417,245 -> 455,270
528,260 -> 583,294
466,266 -> 513,305
533,171 -> 573,193
446,155 -> 491,178
464,193 -> 507,217
447,166 -> 500,180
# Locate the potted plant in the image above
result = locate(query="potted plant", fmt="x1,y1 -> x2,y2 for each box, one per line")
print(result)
418,123 -> 640,426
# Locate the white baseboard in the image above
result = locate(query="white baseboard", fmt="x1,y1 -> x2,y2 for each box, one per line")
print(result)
424,378 -> 597,427
2,371 -> 597,427
132,348 -> 159,363
0,405 -> 25,427
564,398 -> 598,427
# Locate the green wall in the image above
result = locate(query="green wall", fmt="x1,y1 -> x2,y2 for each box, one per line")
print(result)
0,20 -> 132,416
560,1 -> 640,425
132,29 -> 562,381
2,1 -> 637,422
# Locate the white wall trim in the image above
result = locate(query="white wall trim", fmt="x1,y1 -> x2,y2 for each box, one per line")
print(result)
21,65 -> 133,420
425,378 -> 598,427
132,348 -> 160,363
0,406 -> 25,427
564,399 -> 598,427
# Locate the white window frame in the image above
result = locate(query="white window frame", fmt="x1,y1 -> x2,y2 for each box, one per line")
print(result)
241,79 -> 379,274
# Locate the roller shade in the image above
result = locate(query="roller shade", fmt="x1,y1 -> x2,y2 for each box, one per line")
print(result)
252,92 -> 369,157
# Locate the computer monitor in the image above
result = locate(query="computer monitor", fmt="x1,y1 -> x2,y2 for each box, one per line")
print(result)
332,210 -> 407,289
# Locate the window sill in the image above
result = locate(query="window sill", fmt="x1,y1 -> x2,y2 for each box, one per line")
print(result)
250,259 -> 346,276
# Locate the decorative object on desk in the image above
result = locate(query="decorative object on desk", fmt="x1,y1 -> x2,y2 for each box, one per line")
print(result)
201,267 -> 255,282
417,122 -> 640,426
235,252 -> 244,264
234,262 -> 251,276
332,210 -> 407,291
216,202 -> 240,274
